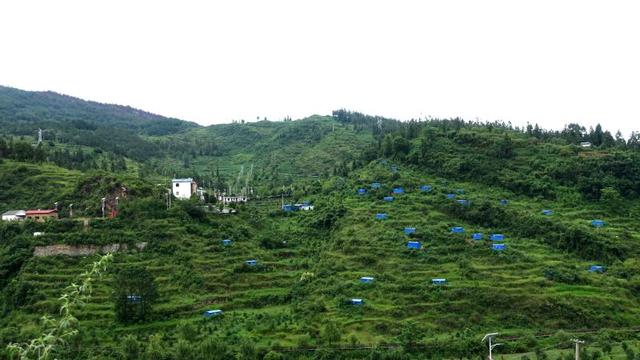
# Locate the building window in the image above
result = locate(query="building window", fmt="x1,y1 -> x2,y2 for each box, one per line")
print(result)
176,192 -> 179,196
175,183 -> 179,187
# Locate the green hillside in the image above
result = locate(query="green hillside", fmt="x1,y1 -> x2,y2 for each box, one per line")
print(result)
2,101 -> 640,359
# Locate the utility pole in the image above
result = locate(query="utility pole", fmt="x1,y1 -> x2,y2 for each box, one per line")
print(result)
571,339 -> 585,360
101,197 -> 106,218
69,204 -> 73,218
482,333 -> 501,360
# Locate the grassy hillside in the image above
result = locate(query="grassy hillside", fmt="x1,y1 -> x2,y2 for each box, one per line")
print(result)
2,101 -> 640,358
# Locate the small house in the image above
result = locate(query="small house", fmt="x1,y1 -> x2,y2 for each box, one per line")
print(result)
500,199 -> 509,206
490,234 -> 505,241
26,209 -> 58,222
404,227 -> 416,235
358,188 -> 367,195
371,182 -> 381,189
420,185 -> 433,192
446,194 -> 456,199
360,276 -> 375,284
298,204 -> 314,211
392,187 -> 404,194
383,196 -> 394,202
542,209 -> 553,216
451,226 -> 465,234
407,241 -> 421,249
351,298 -> 364,305
472,233 -> 483,240
172,178 -> 197,200
580,142 -> 592,148
222,239 -> 232,246
431,278 -> 447,285
457,199 -> 470,206
218,195 -> 248,204
203,309 -> 223,317
33,232 -> 44,237
282,204 -> 297,212
245,259 -> 257,266
591,220 -> 605,228
588,265 -> 604,273
492,243 -> 506,251
2,210 -> 26,221
375,213 -> 388,220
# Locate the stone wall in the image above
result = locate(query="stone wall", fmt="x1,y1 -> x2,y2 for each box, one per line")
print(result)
33,242 -> 147,257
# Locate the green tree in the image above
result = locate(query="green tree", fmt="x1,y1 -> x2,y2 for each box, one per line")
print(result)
113,267 -> 158,323
600,187 -> 624,213
321,322 -> 341,345
120,334 -> 142,360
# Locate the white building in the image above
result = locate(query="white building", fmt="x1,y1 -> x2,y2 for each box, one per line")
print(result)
580,142 -> 592,148
172,178 -> 197,200
218,195 -> 249,204
2,210 -> 26,221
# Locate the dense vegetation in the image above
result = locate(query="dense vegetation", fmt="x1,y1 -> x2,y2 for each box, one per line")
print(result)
1,90 -> 640,358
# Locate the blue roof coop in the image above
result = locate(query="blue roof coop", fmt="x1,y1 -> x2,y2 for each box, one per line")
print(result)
360,276 -> 375,283
591,220 -> 605,228
490,234 -> 505,241
351,298 -> 364,305
420,185 -> 433,192
472,233 -> 483,240
404,227 -> 416,235
222,239 -> 232,246
446,193 -> 456,199
500,199 -> 509,205
358,188 -> 367,195
392,187 -> 404,194
371,182 -> 381,189
492,243 -> 506,251
542,209 -> 553,215
203,309 -> 223,317
375,213 -> 388,220
407,241 -> 422,250
383,196 -> 394,202
245,259 -> 257,266
451,226 -> 465,233
588,265 -> 604,273
431,278 -> 447,285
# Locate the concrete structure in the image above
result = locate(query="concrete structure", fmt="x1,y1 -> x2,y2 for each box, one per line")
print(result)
26,209 -> 58,222
172,178 -> 197,200
218,194 -> 248,204
2,210 -> 26,221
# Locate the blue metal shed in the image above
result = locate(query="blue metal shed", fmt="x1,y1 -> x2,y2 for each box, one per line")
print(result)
375,213 -> 388,220
492,243 -> 506,251
420,185 -> 433,192
360,276 -> 375,284
358,188 -> 367,195
351,298 -> 364,305
446,193 -> 456,199
472,233 -> 483,240
392,187 -> 404,194
451,226 -> 465,233
431,278 -> 447,285
407,241 -> 422,249
404,227 -> 416,235
591,220 -> 605,228
490,234 -> 505,241
203,309 -> 223,317
500,199 -> 509,205
383,196 -> 394,202
542,209 -> 553,215
245,259 -> 257,266
222,239 -> 232,246
588,265 -> 604,272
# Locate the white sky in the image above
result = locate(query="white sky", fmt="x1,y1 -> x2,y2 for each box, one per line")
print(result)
1,1 -> 639,135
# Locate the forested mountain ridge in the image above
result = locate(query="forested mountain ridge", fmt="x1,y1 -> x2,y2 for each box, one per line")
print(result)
3,91 -> 640,358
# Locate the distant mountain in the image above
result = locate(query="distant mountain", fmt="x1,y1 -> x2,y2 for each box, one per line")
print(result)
0,86 -> 200,160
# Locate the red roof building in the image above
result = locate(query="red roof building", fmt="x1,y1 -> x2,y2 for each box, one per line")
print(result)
26,209 -> 58,222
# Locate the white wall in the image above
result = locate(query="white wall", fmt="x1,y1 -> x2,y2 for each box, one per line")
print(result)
172,180 -> 193,199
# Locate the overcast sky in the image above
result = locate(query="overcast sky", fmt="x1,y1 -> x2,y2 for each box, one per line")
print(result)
1,1 -> 639,135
